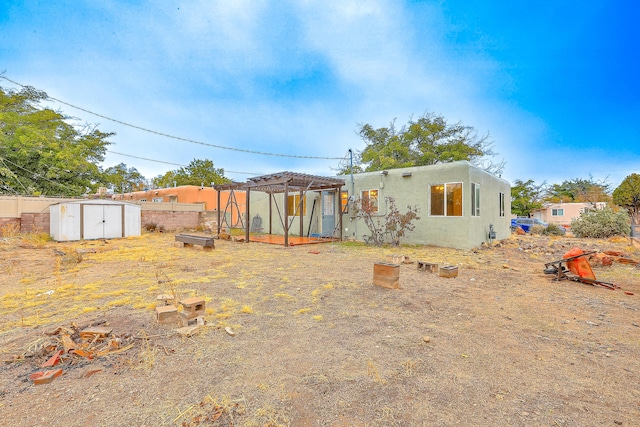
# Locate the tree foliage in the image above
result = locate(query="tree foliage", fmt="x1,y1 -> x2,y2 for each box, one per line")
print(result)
511,179 -> 545,217
102,163 -> 146,193
152,158 -> 230,188
612,173 -> 640,225
570,206 -> 630,238
340,113 -> 504,175
544,177 -> 611,205
0,85 -> 112,196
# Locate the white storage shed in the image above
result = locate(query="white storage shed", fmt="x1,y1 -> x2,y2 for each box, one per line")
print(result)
50,200 -> 141,242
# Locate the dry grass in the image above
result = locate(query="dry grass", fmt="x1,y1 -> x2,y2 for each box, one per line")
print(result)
0,232 -> 639,426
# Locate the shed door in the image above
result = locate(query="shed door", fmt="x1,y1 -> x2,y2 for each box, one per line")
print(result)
82,205 -> 123,240
321,191 -> 335,237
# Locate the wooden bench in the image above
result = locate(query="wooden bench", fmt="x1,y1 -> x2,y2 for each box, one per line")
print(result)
175,234 -> 215,251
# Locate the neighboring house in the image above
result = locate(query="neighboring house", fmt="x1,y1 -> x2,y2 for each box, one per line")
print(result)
246,161 -> 510,250
531,202 -> 606,227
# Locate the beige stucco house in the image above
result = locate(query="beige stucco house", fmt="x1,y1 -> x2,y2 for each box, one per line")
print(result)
248,161 -> 511,250
531,202 -> 606,227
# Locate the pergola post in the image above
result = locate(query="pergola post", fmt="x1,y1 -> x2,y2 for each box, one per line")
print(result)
337,185 -> 343,241
216,188 -> 221,237
284,181 -> 289,247
245,188 -> 250,243
269,193 -> 272,235
299,190 -> 304,238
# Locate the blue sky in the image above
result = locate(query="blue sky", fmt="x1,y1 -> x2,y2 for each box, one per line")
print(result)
2,0 -> 638,189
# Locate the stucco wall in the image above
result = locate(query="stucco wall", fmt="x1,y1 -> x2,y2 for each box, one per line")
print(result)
248,191 -> 325,237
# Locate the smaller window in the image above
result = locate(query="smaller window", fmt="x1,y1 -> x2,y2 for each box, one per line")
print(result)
471,183 -> 480,216
552,208 -> 564,216
139,198 -> 147,202
287,194 -> 306,216
341,191 -> 349,213
361,189 -> 379,213
499,192 -> 505,217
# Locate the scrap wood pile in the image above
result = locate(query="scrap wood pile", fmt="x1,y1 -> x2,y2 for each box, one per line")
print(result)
8,321 -> 137,385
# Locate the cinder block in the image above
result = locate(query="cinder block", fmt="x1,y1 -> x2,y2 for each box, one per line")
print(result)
438,265 -> 458,278
156,294 -> 174,305
386,254 -> 405,264
373,262 -> 400,289
156,305 -> 178,324
180,297 -> 206,319
417,261 -> 439,272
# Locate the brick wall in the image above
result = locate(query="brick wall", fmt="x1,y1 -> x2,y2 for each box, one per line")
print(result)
21,213 -> 50,233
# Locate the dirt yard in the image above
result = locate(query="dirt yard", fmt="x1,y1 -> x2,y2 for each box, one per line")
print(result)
1,231 -> 639,426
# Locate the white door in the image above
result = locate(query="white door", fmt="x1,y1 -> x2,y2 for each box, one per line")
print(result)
82,204 -> 123,240
103,205 -> 123,239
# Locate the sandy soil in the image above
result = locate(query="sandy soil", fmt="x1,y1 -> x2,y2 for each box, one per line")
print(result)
0,232 -> 639,426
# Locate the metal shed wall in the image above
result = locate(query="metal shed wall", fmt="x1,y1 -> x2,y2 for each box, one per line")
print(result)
49,200 -> 141,242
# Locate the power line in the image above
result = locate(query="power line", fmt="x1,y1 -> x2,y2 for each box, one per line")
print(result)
1,76 -> 347,161
0,156 -> 77,194
107,150 -> 260,175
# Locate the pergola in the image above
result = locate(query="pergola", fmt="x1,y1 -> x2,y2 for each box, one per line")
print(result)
214,172 -> 345,246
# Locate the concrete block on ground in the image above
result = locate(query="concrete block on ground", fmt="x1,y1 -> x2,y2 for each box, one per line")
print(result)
417,261 -> 439,272
438,265 -> 458,278
180,297 -> 206,319
156,294 -> 174,305
156,304 -> 178,324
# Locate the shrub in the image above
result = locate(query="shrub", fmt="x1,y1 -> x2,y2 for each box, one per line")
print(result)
144,223 -> 157,232
358,196 -> 420,246
542,223 -> 565,236
570,207 -> 630,238
530,224 -> 545,235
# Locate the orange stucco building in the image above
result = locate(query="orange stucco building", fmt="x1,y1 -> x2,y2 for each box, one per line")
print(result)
112,185 -> 246,226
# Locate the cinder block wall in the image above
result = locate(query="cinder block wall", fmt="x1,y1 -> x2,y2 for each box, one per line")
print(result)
141,211 -> 204,231
0,217 -> 21,230
21,213 -> 51,232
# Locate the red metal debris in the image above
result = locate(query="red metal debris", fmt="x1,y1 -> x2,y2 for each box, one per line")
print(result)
41,350 -> 63,367
30,368 -> 63,385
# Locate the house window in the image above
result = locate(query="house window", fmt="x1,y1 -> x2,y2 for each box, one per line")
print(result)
499,192 -> 505,217
139,198 -> 147,202
430,183 -> 462,216
152,197 -> 163,202
471,183 -> 480,216
341,191 -> 349,213
169,196 -> 178,203
361,189 -> 379,213
287,194 -> 306,216
552,208 -> 564,216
